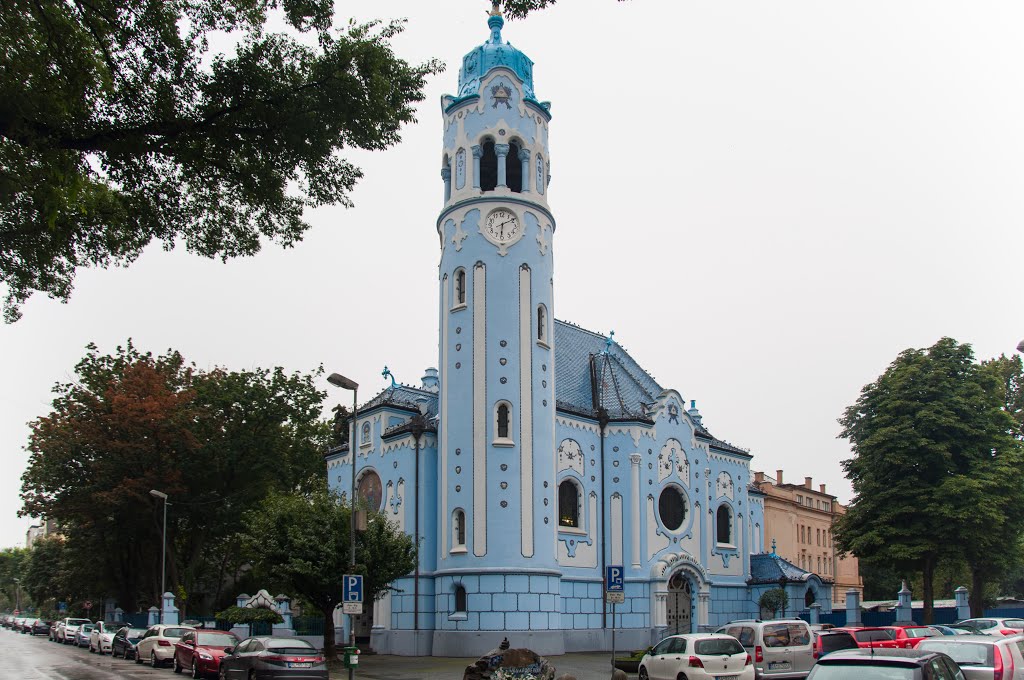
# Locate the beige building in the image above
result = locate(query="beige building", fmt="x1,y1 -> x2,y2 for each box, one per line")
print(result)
753,470 -> 862,605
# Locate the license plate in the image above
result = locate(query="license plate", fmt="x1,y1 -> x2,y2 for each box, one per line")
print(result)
768,662 -> 791,670
289,662 -> 313,668
716,676 -> 738,680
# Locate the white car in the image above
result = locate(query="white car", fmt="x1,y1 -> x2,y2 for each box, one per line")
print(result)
640,633 -> 756,680
89,620 -> 125,654
134,624 -> 194,668
57,617 -> 91,644
954,618 -> 1024,636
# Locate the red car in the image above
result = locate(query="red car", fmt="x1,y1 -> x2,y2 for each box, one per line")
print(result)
172,629 -> 239,678
882,625 -> 940,648
833,627 -> 898,649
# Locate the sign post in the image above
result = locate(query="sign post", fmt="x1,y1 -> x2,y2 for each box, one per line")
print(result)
342,575 -> 364,679
606,566 -> 625,670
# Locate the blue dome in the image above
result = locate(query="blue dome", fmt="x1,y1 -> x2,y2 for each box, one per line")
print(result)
457,14 -> 537,101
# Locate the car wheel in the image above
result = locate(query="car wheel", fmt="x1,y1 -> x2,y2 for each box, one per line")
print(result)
151,651 -> 160,668
135,649 -> 144,664
192,660 -> 201,679
639,667 -> 650,680
219,665 -> 228,680
174,656 -> 183,673
89,643 -> 95,653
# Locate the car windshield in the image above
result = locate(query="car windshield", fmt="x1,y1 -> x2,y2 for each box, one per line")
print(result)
266,641 -> 316,655
1004,620 -> 1024,629
80,624 -> 95,632
764,623 -> 810,647
68,619 -> 90,626
821,635 -> 858,653
811,664 -> 916,680
905,629 -> 937,638
696,638 -> 744,656
854,630 -> 895,643
197,633 -> 237,646
162,627 -> 189,638
918,641 -> 992,666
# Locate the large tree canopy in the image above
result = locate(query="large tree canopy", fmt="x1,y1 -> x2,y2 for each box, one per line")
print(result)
834,338 -> 1024,621
19,341 -> 330,612
0,0 -> 442,320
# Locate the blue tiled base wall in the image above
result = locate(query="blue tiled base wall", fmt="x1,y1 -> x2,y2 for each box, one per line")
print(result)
559,579 -> 651,630
708,584 -> 759,630
390,576 -> 436,630
432,573 -> 561,631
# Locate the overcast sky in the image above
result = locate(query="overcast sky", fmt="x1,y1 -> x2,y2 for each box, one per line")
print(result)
2,0 -> 1022,549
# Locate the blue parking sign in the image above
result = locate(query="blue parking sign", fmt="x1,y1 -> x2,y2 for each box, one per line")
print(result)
58,601 -> 67,612
343,574 -> 364,603
606,565 -> 624,592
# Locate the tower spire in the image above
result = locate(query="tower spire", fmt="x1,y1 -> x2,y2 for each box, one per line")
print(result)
488,1 -> 502,17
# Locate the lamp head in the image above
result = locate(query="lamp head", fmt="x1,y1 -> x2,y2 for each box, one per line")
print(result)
328,373 -> 358,391
1017,339 -> 1024,353
149,489 -> 168,500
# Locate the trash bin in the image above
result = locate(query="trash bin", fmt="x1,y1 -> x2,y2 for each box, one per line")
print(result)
342,646 -> 360,669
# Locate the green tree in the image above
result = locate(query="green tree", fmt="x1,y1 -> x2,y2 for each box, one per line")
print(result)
0,0 -> 442,321
503,0 -> 628,19
240,480 -> 416,661
19,538 -> 69,615
19,341 -> 329,613
0,547 -> 28,611
834,338 -> 1024,622
758,588 -> 788,618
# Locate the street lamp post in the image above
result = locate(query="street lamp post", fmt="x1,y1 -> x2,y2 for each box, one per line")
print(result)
149,489 -> 169,624
327,372 -> 358,675
13,577 -> 20,613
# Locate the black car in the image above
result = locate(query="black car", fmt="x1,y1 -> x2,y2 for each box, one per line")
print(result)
30,619 -> 51,636
808,648 -> 967,680
111,626 -> 149,660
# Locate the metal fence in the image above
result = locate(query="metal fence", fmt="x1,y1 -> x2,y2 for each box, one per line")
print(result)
800,606 -> 1024,628
293,616 -> 325,636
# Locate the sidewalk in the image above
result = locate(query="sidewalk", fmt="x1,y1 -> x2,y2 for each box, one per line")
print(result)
330,651 -> 631,680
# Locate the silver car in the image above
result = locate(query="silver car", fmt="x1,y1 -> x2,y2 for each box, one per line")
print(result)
918,634 -> 1024,680
954,620 -> 1024,636
717,619 -> 816,679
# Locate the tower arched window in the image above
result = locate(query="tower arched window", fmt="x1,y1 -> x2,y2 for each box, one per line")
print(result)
453,268 -> 467,308
558,479 -> 580,528
480,139 -> 497,192
361,422 -> 371,446
536,304 -> 548,345
716,504 -> 733,545
507,140 -> 522,193
493,401 -> 513,446
452,509 -> 467,552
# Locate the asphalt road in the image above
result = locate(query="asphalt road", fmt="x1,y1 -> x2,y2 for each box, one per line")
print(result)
0,629 -> 171,679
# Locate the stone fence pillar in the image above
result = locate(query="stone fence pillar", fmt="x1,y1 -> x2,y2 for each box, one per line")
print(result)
845,589 -> 862,627
147,606 -> 160,626
161,592 -> 179,625
895,582 -> 912,623
809,603 -> 821,625
273,595 -> 295,636
955,586 -> 971,620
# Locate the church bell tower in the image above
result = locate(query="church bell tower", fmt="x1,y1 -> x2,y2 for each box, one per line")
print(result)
434,2 -> 561,651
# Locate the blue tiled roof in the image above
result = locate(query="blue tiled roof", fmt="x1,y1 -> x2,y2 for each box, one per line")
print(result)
553,320 -> 662,420
749,553 -> 816,585
361,384 -> 439,419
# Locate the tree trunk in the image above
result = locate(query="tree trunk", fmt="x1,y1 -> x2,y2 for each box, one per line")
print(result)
971,568 -> 986,617
922,556 -> 935,624
322,607 -> 337,660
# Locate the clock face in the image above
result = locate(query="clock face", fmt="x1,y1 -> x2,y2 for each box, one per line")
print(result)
484,208 -> 521,244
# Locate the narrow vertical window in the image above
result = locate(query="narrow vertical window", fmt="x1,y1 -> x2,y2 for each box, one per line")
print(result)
452,509 -> 466,551
480,139 -> 497,192
558,480 -> 580,528
536,304 -> 547,344
454,268 -> 466,306
497,403 -> 509,438
454,585 -> 467,613
507,140 -> 522,192
716,505 -> 732,544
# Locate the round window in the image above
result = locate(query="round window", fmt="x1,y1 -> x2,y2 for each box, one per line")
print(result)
357,470 -> 383,511
659,486 -> 687,531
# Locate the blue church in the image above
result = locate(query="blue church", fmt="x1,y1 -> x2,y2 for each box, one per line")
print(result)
325,4 -> 831,656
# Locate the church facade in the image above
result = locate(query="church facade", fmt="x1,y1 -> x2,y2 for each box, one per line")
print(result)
325,8 -> 830,657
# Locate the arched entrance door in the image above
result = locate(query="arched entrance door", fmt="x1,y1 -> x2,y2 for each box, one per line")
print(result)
667,571 -> 693,634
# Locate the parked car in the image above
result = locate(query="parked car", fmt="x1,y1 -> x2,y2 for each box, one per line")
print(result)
75,623 -> 96,647
219,636 -> 328,679
57,617 -> 91,644
717,619 -> 816,679
639,633 -> 754,680
173,629 -> 240,678
807,648 -> 966,680
885,626 -> 944,649
135,624 -> 195,667
30,619 -> 51,636
89,620 -> 127,654
955,620 -> 1024,637
13,617 -> 29,633
111,626 -> 148,660
918,634 -> 1024,680
834,626 -> 898,649
813,631 -> 859,659
934,626 -> 974,636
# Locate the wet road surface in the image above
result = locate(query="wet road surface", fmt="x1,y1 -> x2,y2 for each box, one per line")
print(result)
0,629 -> 172,679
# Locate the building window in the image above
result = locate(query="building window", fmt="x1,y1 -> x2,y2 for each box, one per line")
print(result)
454,585 -> 467,613
796,494 -> 802,504
356,470 -> 383,511
453,268 -> 467,307
716,504 -> 733,545
558,479 -> 580,528
507,140 -> 523,192
536,304 -> 548,345
452,509 -> 467,552
493,401 -> 513,446
800,526 -> 805,543
480,139 -> 497,191
816,528 -> 821,546
658,485 -> 688,531
361,422 -> 371,446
